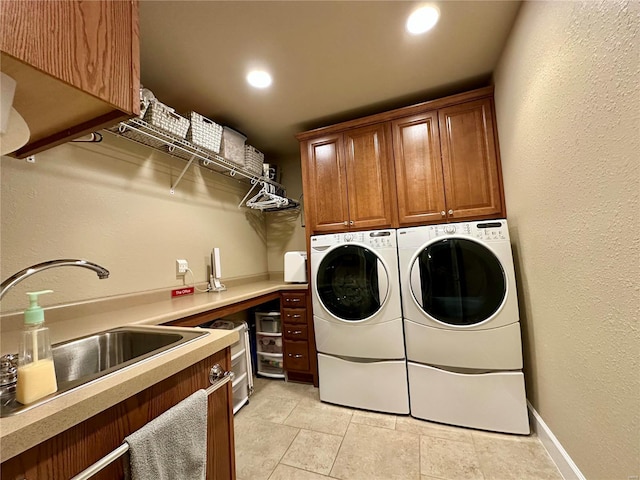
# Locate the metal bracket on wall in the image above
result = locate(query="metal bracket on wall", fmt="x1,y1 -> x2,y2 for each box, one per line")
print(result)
170,153 -> 197,194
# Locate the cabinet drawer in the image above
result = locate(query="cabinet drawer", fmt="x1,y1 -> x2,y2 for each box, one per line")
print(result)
282,308 -> 307,325
283,324 -> 308,341
284,340 -> 310,372
282,292 -> 306,307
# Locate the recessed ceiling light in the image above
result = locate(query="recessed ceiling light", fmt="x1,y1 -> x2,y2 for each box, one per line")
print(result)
406,5 -> 440,35
247,70 -> 272,89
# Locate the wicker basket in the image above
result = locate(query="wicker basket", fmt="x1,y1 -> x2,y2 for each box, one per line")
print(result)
143,100 -> 190,139
138,86 -> 155,119
244,145 -> 264,176
186,112 -> 223,154
221,127 -> 247,167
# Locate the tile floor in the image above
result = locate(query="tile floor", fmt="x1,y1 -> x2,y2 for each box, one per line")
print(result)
234,378 -> 564,480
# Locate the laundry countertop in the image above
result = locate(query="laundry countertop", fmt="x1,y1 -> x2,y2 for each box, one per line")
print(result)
0,278 -> 308,463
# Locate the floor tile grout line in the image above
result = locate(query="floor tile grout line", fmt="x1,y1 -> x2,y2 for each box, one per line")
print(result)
278,427 -> 345,477
241,379 -> 563,480
270,425 -> 302,479
325,421 -> 350,480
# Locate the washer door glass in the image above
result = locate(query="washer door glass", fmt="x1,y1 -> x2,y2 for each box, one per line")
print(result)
410,238 -> 505,326
316,245 -> 388,321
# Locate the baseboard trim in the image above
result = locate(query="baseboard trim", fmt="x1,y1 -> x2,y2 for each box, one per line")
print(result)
528,401 -> 586,480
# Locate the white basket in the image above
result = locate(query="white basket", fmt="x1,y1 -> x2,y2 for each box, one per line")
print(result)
245,145 -> 264,176
138,86 -> 155,119
221,127 -> 247,167
186,112 -> 223,154
143,100 -> 190,139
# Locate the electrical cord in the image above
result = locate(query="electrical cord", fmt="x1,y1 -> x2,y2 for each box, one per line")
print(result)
185,268 -> 210,293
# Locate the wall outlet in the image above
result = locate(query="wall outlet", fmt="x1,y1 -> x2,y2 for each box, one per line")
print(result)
176,259 -> 188,275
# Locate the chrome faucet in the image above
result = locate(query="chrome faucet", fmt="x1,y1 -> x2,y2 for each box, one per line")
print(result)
0,259 -> 110,300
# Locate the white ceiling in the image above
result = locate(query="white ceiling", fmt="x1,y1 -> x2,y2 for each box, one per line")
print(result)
139,1 -> 521,160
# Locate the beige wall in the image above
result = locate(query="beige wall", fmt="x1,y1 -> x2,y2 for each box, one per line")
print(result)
0,134 -> 269,313
493,1 -> 639,478
266,154 -> 306,275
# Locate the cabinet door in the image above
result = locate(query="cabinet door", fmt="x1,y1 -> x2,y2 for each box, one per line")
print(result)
0,0 -> 139,157
0,349 -> 234,480
0,0 -> 138,112
392,112 -> 447,225
344,123 -> 397,230
438,98 -> 505,220
304,134 -> 350,233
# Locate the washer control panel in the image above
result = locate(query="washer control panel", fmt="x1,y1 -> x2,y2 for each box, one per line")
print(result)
311,230 -> 396,249
432,223 -> 472,237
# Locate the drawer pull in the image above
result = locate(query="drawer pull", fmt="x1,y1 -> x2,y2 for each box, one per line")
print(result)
288,353 -> 304,358
287,330 -> 303,335
286,298 -> 302,303
287,314 -> 302,319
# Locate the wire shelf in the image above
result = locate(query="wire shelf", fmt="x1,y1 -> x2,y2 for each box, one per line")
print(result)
105,118 -> 284,190
104,118 -> 300,212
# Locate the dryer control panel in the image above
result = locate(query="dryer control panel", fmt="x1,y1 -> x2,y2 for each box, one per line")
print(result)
473,222 -> 508,242
397,220 -> 510,248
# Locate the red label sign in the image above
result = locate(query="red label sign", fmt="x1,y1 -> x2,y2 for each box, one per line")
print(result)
171,287 -> 195,297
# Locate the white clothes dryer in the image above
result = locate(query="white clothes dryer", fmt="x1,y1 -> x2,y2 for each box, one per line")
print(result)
397,220 -> 529,434
311,229 -> 409,414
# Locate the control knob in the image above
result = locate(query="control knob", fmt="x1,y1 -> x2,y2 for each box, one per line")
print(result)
444,225 -> 457,234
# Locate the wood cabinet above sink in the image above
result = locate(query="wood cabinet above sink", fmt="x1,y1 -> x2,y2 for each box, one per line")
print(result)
0,0 -> 140,158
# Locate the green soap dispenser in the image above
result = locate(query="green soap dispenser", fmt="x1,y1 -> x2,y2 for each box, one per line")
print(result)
16,289 -> 58,404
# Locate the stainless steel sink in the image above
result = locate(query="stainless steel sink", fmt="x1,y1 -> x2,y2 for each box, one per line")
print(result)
0,326 -> 208,417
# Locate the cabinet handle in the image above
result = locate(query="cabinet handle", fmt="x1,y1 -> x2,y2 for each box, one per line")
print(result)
448,209 -> 453,215
349,220 -> 354,225
209,364 -> 234,384
287,313 -> 302,319
440,211 -> 446,216
288,353 -> 304,358
287,330 -> 303,335
343,221 -> 348,226
286,298 -> 302,303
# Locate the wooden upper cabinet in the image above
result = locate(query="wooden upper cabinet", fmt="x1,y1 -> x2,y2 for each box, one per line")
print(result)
0,0 -> 140,158
392,111 -> 446,225
298,87 -> 506,233
301,125 -> 395,233
438,98 -> 504,221
343,123 -> 396,230
304,134 -> 350,233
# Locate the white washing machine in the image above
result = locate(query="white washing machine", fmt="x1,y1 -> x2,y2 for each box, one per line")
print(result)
311,229 -> 409,414
398,220 -> 529,434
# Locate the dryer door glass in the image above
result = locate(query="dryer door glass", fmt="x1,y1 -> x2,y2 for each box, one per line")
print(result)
316,245 -> 387,321
412,238 -> 506,326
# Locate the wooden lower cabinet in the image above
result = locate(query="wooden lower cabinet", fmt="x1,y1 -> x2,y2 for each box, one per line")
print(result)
281,290 -> 318,386
0,348 -> 235,480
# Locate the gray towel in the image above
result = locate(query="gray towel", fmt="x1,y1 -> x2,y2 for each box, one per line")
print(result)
125,389 -> 208,480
